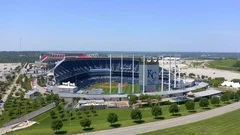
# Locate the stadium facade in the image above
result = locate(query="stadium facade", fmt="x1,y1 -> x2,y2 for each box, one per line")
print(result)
41,53 -> 189,95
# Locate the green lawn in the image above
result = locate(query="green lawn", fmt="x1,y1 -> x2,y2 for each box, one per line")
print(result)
207,59 -> 240,71
141,107 -> 240,135
87,82 -> 165,94
87,82 -> 141,94
6,101 -> 231,135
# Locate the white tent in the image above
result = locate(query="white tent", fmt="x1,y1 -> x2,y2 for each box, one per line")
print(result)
221,81 -> 240,88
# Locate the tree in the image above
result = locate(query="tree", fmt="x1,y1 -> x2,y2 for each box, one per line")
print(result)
131,109 -> 142,121
151,106 -> 162,118
50,110 -> 56,118
60,113 -> 65,119
16,108 -> 22,115
8,110 -> 14,117
185,100 -> 195,111
210,97 -> 220,106
51,120 -> 63,132
236,90 -> 240,97
90,105 -> 94,111
154,95 -> 162,106
221,93 -> 230,103
57,105 -> 63,112
128,95 -> 137,105
92,110 -> 97,116
77,111 -> 82,116
107,113 -> 118,125
46,95 -> 52,103
84,110 -> 89,115
169,103 -> 179,115
235,93 -> 240,101
40,98 -> 46,106
189,73 -> 196,78
80,118 -> 91,129
199,98 -> 209,108
32,100 -> 38,109
147,98 -> 153,107
69,112 -> 73,118
226,91 -> 235,100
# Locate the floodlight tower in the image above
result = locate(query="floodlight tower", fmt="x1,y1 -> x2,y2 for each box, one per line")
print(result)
161,55 -> 164,91
121,54 -> 123,93
132,54 -> 135,93
168,55 -> 171,91
178,56 -> 181,88
174,56 -> 177,88
109,54 -> 112,94
143,55 -> 145,93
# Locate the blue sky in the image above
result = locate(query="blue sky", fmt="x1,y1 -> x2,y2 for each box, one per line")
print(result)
1,0 -> 240,52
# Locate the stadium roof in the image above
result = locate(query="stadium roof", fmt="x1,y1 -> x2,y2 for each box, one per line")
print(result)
194,89 -> 222,98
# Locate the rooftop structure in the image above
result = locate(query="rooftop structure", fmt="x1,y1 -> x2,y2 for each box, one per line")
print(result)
25,88 -> 39,99
55,81 -> 78,93
193,89 -> 222,98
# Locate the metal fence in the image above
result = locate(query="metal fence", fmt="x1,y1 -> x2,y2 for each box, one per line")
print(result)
3,103 -> 55,127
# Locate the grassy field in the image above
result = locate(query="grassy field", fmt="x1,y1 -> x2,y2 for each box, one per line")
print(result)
87,82 -> 165,94
87,82 -> 141,94
207,59 -> 240,71
141,107 -> 240,135
6,101 -> 231,135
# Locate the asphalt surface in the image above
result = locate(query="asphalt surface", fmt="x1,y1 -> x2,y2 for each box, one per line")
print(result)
79,101 -> 240,135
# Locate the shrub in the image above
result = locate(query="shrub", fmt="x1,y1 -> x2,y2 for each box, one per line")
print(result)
107,113 -> 118,125
169,103 -> 179,115
151,106 -> 162,118
199,98 -> 209,108
131,109 -> 142,121
80,118 -> 91,129
185,100 -> 195,111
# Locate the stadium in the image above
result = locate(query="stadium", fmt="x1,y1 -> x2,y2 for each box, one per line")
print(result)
40,53 -> 207,98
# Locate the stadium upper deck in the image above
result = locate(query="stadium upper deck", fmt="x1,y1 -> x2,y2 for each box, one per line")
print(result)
53,57 -> 170,84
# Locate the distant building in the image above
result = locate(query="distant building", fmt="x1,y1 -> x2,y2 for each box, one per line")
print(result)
78,100 -> 106,109
53,81 -> 78,93
25,88 -> 39,99
184,78 -> 196,87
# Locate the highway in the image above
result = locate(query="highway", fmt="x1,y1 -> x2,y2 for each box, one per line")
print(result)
79,101 -> 240,135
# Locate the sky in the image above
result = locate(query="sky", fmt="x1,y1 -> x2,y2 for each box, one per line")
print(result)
0,0 -> 240,52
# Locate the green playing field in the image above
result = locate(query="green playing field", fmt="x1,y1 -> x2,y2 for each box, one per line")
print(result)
86,82 -> 141,94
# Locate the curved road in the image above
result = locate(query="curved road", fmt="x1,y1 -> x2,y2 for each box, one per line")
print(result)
79,101 -> 240,135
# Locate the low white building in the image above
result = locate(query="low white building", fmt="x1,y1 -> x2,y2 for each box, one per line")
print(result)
25,88 -> 39,99
78,100 -> 106,109
221,81 -> 240,88
56,81 -> 78,93
184,78 -> 196,87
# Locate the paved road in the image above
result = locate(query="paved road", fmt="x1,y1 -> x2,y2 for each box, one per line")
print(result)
79,101 -> 240,135
32,77 -> 46,94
